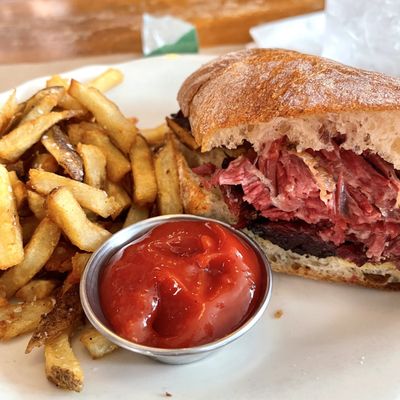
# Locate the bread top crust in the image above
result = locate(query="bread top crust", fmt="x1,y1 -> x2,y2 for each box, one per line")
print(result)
177,49 -> 400,152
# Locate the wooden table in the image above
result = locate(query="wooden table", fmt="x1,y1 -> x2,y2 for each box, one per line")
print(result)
0,0 -> 323,64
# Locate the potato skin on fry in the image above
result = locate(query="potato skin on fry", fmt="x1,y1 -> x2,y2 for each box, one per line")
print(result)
0,298 -> 55,341
42,126 -> 84,181
45,331 -> 84,392
26,284 -> 82,353
0,109 -> 84,162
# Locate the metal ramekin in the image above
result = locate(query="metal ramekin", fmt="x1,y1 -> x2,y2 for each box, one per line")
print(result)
80,214 -> 272,364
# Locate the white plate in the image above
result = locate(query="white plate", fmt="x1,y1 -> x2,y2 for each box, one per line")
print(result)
1,55 -> 400,400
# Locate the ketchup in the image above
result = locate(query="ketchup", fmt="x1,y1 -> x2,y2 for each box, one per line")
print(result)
99,221 -> 266,349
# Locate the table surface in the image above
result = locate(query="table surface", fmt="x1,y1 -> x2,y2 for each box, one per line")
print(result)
0,0 -> 323,64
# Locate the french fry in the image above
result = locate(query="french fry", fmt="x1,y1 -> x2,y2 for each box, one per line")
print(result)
46,187 -> 111,252
0,164 -> 24,269
69,79 -> 137,152
26,284 -> 82,353
154,135 -> 183,214
77,143 -> 106,188
29,169 -> 118,218
15,280 -> 58,302
20,215 -> 40,244
8,170 -> 27,210
166,116 -> 199,150
42,126 -> 84,181
104,180 -> 131,219
20,87 -> 64,124
45,331 -> 84,392
141,123 -> 169,146
0,109 -> 84,162
130,134 -> 157,206
81,128 -> 131,182
27,190 -> 46,220
123,204 -> 149,228
45,242 -> 76,273
6,160 -> 25,176
46,75 -> 69,89
0,298 -> 54,341
80,326 -> 118,359
31,153 -> 59,173
63,252 -> 91,291
86,68 -> 123,92
0,217 -> 61,298
0,90 -> 18,135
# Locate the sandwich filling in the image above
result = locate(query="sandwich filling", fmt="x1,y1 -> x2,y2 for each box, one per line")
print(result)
193,136 -> 400,266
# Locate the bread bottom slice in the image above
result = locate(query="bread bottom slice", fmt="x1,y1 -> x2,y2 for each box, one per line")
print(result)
245,229 -> 400,290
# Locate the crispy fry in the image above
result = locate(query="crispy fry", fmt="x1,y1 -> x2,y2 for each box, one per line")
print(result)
130,134 -> 157,206
0,217 -> 61,297
31,153 -> 59,173
45,331 -> 84,392
86,68 -> 123,92
69,80 -> 137,152
82,129 -> 130,182
26,284 -> 82,353
0,90 -> 18,135
154,135 -> 183,214
63,252 -> 91,291
141,123 -> 169,146
29,169 -> 118,218
123,204 -> 149,228
45,242 -> 76,273
47,187 -> 111,252
46,75 -> 69,89
0,298 -> 54,341
0,109 -> 84,162
80,326 -> 118,359
77,143 -> 106,188
42,126 -> 84,181
104,180 -> 131,219
15,280 -> 58,302
8,170 -> 27,209
0,164 -> 24,269
20,87 -> 64,124
166,116 -> 199,150
69,123 -> 131,182
27,189 -> 46,219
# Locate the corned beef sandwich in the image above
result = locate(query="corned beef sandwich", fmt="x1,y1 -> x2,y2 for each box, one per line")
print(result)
171,48 -> 400,289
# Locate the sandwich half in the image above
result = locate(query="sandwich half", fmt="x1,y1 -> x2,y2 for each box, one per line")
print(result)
172,48 -> 400,289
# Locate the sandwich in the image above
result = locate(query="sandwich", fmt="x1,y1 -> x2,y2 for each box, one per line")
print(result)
171,48 -> 400,289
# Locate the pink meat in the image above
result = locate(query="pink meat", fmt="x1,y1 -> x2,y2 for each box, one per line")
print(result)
213,138 -> 400,262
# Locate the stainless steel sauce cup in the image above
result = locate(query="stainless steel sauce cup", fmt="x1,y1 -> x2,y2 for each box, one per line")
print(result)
80,214 -> 272,364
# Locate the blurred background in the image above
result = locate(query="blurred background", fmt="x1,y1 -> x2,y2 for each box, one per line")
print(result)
0,0 -> 324,63
2,0 -> 400,91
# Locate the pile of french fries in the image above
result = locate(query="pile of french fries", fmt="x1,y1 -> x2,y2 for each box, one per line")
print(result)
0,68 -> 190,392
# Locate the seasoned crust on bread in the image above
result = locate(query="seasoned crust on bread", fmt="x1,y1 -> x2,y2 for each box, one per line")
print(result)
178,49 -> 400,169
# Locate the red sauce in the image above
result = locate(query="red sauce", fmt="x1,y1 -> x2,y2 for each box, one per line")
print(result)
99,220 -> 266,349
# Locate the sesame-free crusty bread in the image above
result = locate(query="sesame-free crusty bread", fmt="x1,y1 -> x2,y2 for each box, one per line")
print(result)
178,49 -> 400,169
176,146 -> 400,290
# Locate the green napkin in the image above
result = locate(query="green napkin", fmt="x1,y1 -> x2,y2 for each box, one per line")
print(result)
142,14 -> 199,57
